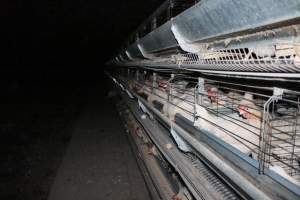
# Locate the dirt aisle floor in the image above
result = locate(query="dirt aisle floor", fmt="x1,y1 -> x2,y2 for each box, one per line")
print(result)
48,97 -> 151,200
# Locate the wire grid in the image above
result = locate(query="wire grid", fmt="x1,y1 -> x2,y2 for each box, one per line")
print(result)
130,72 -> 265,156
260,97 -> 300,182
176,44 -> 300,73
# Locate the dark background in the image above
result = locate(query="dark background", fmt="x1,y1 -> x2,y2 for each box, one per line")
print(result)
4,0 -> 163,75
1,1 -> 163,199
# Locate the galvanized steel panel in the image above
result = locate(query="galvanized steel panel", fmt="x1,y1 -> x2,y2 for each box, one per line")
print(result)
173,0 -> 300,43
138,21 -> 179,54
126,43 -> 144,59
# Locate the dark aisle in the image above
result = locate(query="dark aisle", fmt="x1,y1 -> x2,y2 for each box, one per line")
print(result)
0,77 -> 86,200
3,0 -> 164,199
0,72 -> 150,200
48,95 -> 151,200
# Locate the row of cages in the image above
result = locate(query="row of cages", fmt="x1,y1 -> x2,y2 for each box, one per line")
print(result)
115,69 -> 300,186
176,43 -> 300,73
114,42 -> 300,74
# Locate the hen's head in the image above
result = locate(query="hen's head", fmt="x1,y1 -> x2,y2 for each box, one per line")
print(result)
238,93 -> 261,121
207,87 -> 226,106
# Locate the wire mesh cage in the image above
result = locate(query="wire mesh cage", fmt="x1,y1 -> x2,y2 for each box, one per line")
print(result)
260,95 -> 300,183
121,69 -> 300,185
175,43 -> 300,73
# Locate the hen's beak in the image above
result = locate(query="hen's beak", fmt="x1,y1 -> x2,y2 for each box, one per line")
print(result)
238,109 -> 247,119
239,113 -> 247,119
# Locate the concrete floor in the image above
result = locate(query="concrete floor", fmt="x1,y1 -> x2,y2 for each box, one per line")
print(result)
48,97 -> 151,200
